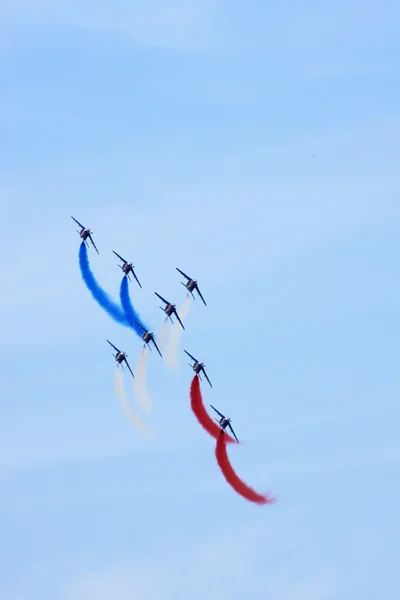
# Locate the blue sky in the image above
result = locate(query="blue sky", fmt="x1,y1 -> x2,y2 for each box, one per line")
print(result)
0,1 -> 399,598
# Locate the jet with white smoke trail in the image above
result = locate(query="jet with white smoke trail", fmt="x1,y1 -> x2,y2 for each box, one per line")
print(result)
158,317 -> 169,352
107,340 -> 134,377
176,268 -> 207,305
133,346 -> 152,415
132,320 -> 163,357
154,292 -> 185,329
114,368 -> 155,439
164,294 -> 190,369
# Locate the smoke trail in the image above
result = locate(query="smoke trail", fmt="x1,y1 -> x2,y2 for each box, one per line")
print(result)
158,317 -> 169,352
133,346 -> 152,415
164,294 -> 190,369
79,242 -> 128,326
114,368 -> 155,439
215,431 -> 274,505
120,275 -> 149,338
190,375 -> 235,443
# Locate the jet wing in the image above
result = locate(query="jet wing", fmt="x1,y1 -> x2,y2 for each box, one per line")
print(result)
174,309 -> 185,330
113,250 -> 127,263
71,216 -> 85,229
88,234 -> 99,254
154,292 -> 169,305
107,340 -> 120,353
227,422 -> 239,443
153,339 -> 163,357
132,319 -> 146,334
124,357 -> 135,378
210,404 -> 225,419
132,270 -> 142,289
202,368 -> 213,388
195,285 -> 207,306
184,349 -> 198,362
176,268 -> 191,280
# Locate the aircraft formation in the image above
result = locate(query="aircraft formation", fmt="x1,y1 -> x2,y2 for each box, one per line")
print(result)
72,216 -> 273,506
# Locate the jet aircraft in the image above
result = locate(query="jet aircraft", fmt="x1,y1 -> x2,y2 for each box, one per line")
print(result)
132,320 -> 162,357
71,216 -> 99,254
154,292 -> 185,329
184,350 -> 212,387
107,340 -> 134,377
210,405 -> 239,442
113,251 -> 142,288
176,268 -> 206,305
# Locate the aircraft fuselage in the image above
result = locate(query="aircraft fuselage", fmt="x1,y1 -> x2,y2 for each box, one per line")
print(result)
164,304 -> 175,316
80,229 -> 90,240
186,280 -> 196,292
122,263 -> 133,275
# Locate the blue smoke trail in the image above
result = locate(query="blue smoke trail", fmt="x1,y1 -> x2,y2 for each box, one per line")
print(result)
120,275 -> 150,338
79,242 -> 129,326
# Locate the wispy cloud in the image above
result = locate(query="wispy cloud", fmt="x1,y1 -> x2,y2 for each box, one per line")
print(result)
307,64 -> 400,76
63,523 -> 336,600
0,0 -> 222,51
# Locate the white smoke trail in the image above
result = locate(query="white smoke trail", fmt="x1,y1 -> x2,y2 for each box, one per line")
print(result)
133,346 -> 152,415
158,317 -> 169,352
113,368 -> 155,439
164,294 -> 191,369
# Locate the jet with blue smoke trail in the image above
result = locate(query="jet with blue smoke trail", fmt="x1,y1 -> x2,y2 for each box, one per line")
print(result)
71,216 -> 99,254
113,251 -> 142,288
78,242 -> 129,326
119,275 -> 150,339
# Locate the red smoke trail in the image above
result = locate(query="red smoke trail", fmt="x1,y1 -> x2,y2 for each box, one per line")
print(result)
190,375 -> 235,443
215,431 -> 275,505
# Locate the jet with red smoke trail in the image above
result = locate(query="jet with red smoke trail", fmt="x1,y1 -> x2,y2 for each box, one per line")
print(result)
71,216 -> 99,254
154,292 -> 185,330
189,375 -> 236,443
107,340 -> 134,377
184,350 -> 212,387
132,319 -> 163,357
113,251 -> 142,288
215,430 -> 274,505
210,405 -> 239,442
176,268 -> 206,305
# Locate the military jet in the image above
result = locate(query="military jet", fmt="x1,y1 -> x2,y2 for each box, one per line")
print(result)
184,349 -> 212,387
210,405 -> 239,442
176,268 -> 206,305
71,216 -> 99,254
132,320 -> 162,357
107,340 -> 134,377
154,292 -> 185,329
113,251 -> 142,288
